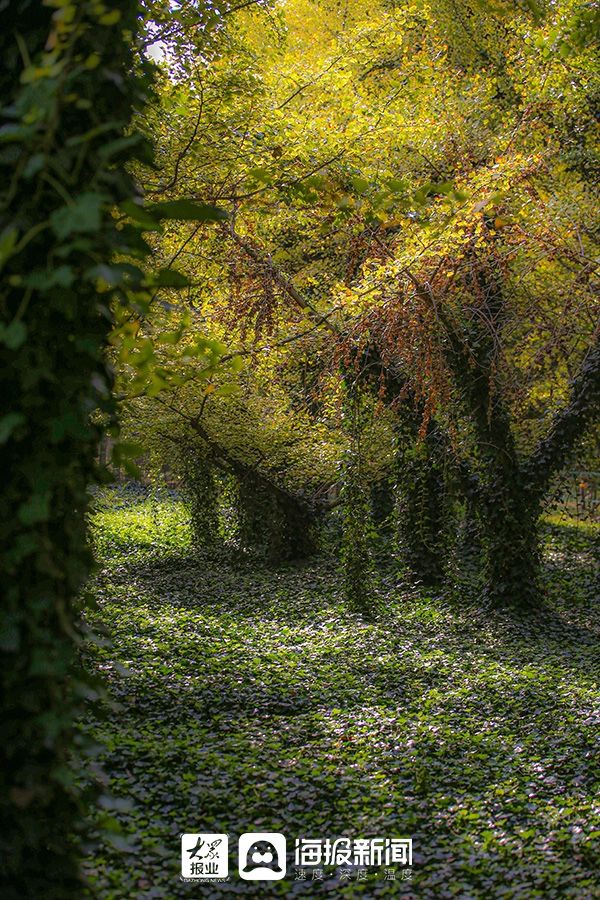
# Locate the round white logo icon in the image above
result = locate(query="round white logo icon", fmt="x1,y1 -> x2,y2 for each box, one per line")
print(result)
238,832 -> 286,881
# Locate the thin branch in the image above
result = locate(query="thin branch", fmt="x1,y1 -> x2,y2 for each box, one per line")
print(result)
226,223 -> 339,331
153,80 -> 205,195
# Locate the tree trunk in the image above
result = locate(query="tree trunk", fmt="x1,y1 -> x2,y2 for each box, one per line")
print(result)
395,421 -> 452,587
237,470 -> 316,561
480,481 -> 541,609
188,419 -> 318,561
1,2 -> 149,894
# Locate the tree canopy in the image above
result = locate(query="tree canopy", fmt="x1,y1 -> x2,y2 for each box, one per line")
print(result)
121,0 -> 599,602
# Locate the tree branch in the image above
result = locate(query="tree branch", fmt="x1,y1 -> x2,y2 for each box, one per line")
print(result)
226,223 -> 339,331
526,330 -> 600,502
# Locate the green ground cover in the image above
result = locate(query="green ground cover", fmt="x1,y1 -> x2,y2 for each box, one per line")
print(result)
82,493 -> 600,898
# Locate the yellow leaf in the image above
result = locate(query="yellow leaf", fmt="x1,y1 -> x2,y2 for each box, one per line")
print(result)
99,9 -> 121,25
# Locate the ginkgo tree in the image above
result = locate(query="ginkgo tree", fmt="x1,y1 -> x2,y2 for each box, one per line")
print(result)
125,0 -> 599,606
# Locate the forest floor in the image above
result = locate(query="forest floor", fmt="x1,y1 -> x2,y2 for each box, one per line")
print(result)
82,491 -> 600,899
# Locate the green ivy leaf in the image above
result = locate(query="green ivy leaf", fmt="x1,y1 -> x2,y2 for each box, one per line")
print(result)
0,320 -> 27,349
112,441 -> 145,466
98,135 -> 144,162
0,227 -> 18,270
214,383 -> 240,397
151,268 -> 189,288
87,262 -> 145,287
50,192 -> 107,239
351,175 -> 370,194
0,412 -> 25,444
119,199 -> 163,231
18,492 -> 51,525
23,266 -> 75,289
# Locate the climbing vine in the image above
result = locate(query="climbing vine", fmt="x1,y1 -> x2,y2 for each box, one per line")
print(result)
180,442 -> 222,548
394,422 -> 456,589
0,2 -> 155,894
339,386 -> 378,614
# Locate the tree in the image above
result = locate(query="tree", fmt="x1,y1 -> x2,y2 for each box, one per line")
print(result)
123,0 -> 598,610
438,246 -> 600,608
0,2 -> 156,894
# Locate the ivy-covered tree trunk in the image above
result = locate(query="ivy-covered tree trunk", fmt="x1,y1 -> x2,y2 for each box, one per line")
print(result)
370,476 -> 395,530
237,469 -> 316,562
338,380 -> 378,614
480,478 -> 541,609
340,448 -> 377,614
0,3 -> 151,896
278,490 -> 318,560
182,451 -> 222,548
442,255 -> 600,610
473,395 -> 543,609
395,421 -> 452,588
186,418 -> 317,562
456,467 -> 483,575
443,279 -> 544,608
356,346 -> 453,586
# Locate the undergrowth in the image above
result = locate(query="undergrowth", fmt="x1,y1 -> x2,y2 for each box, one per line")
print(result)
81,492 -> 600,898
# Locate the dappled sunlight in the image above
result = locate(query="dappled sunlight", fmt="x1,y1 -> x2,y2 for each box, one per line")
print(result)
81,498 -> 600,897
6,0 -> 599,896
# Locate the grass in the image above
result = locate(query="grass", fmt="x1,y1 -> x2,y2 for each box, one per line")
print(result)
81,492 -> 600,898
